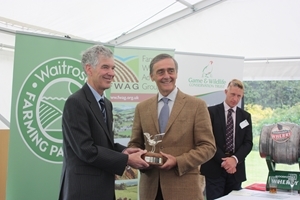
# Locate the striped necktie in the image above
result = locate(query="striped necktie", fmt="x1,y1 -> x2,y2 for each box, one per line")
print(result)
99,98 -> 106,123
225,108 -> 234,153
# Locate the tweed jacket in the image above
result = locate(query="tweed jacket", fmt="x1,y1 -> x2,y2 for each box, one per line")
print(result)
128,89 -> 216,200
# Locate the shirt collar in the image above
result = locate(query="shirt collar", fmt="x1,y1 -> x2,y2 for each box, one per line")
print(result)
223,102 -> 236,113
87,83 -> 105,102
158,87 -> 178,102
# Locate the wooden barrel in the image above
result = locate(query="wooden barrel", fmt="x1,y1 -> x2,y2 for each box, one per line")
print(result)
259,122 -> 300,164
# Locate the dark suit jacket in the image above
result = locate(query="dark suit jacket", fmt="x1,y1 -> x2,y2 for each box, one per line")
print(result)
128,89 -> 216,200
200,103 -> 253,183
59,83 -> 128,200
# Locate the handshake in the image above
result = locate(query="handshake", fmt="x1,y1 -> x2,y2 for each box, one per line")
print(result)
123,148 -> 149,169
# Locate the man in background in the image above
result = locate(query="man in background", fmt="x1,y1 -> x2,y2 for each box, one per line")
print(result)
128,53 -> 216,200
200,79 -> 253,200
59,45 -> 149,200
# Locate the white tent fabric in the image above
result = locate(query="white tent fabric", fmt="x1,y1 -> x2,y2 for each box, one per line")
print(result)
0,0 -> 204,45
1,0 -> 300,128
0,0 -> 300,58
244,59 -> 300,81
121,0 -> 300,58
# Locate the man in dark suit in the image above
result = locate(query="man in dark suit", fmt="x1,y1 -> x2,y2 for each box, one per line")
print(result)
58,45 -> 149,200
200,79 -> 253,200
128,54 -> 216,200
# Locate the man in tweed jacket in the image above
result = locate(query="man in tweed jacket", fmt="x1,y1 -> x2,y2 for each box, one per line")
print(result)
128,53 -> 216,200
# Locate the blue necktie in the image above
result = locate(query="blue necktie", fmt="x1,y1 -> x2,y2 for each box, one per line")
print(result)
99,98 -> 106,123
225,109 -> 234,153
159,98 -> 169,133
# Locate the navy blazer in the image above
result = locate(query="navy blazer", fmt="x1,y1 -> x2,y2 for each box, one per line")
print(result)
59,83 -> 128,200
200,103 -> 253,182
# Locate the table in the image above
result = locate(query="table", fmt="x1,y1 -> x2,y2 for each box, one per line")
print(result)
217,189 -> 300,199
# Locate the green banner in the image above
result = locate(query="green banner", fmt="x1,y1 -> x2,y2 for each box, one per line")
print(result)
7,33 -> 174,200
6,33 -> 105,200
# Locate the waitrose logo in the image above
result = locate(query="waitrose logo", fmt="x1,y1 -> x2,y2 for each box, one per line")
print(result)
16,57 -> 85,163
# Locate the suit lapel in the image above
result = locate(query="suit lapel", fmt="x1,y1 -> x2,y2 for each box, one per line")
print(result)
221,104 -> 242,145
104,98 -> 113,140
164,90 -> 185,134
150,95 -> 160,134
217,103 -> 227,141
234,107 -> 242,141
83,84 -> 114,146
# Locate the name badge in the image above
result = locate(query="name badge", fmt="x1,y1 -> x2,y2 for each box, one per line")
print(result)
240,120 -> 249,129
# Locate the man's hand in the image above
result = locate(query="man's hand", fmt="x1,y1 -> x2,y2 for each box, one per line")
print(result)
158,152 -> 177,170
127,150 -> 149,169
221,157 -> 237,174
123,147 -> 144,155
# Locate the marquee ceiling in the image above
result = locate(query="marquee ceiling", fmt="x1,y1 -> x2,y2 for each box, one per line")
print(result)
0,0 -> 207,42
0,0 -> 299,58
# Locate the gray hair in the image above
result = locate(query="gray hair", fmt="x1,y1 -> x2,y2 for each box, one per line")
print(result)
149,53 -> 178,75
81,45 -> 113,70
